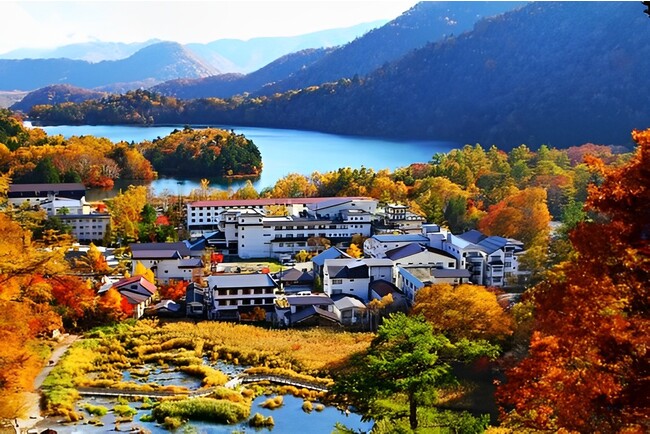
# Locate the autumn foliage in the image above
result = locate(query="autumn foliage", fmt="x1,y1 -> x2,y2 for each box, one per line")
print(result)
497,129 -> 650,433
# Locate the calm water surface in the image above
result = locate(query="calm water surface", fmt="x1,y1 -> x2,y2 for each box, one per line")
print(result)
37,124 -> 457,198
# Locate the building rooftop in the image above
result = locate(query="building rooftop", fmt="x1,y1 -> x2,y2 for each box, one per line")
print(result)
189,197 -> 369,208
385,242 -> 456,261
371,234 -> 430,243
207,273 -> 278,289
130,241 -> 191,257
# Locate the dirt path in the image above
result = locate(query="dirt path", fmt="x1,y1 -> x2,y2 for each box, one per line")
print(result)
14,334 -> 79,434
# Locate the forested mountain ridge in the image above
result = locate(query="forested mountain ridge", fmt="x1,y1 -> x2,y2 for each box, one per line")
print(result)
0,42 -> 218,91
255,1 -> 526,97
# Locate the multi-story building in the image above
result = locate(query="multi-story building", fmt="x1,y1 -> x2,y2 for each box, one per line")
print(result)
187,197 -> 378,259
58,213 -> 111,243
322,258 -> 393,302
205,274 -> 279,320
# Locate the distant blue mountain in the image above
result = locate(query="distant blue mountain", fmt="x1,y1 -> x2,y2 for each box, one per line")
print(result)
0,42 -> 218,91
0,40 -> 161,62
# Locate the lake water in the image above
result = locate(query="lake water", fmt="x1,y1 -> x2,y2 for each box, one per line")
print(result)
36,124 -> 457,198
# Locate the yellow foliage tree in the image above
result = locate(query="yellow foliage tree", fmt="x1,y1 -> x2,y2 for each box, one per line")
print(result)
411,284 -> 513,342
133,261 -> 155,284
346,243 -> 363,258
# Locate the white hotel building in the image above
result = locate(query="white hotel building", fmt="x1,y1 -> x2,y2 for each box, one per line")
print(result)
186,197 -> 377,259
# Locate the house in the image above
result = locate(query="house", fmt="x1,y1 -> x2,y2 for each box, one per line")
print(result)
129,242 -> 205,284
363,234 -> 431,259
322,258 -> 393,302
274,294 -> 338,327
206,274 -> 279,321
311,246 -> 352,278
99,275 -> 157,319
374,203 -> 426,234
332,294 -> 366,326
274,267 -> 314,294
185,282 -> 207,317
397,266 -> 472,305
384,242 -> 458,281
146,299 -> 183,317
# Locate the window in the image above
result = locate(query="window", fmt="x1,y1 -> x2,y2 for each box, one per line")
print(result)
332,279 -> 342,284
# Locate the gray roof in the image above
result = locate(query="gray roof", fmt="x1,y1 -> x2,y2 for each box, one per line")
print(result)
370,279 -> 401,297
8,183 -> 86,193
430,268 -> 472,279
130,241 -> 191,257
291,306 -> 340,324
333,296 -> 366,310
178,258 -> 203,268
207,274 -> 278,289
385,243 -> 456,261
457,229 -> 486,245
276,268 -> 314,282
286,295 -> 334,306
131,250 -> 181,260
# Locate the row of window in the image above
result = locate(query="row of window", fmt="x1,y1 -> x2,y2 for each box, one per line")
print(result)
217,298 -> 274,306
216,288 -> 275,296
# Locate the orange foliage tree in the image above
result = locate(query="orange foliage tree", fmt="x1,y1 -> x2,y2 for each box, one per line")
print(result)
497,129 -> 650,433
478,187 -> 551,247
158,280 -> 188,301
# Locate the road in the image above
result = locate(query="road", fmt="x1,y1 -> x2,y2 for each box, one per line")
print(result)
14,334 -> 79,434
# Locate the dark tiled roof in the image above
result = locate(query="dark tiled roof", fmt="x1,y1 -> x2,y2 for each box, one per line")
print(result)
130,241 -> 191,257
330,263 -> 368,279
370,279 -> 401,298
291,306 -> 340,324
276,268 -> 314,282
178,258 -> 203,268
286,295 -> 334,306
131,250 -> 181,260
457,229 -> 487,244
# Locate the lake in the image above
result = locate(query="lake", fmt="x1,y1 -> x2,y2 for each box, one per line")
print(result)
35,124 -> 458,198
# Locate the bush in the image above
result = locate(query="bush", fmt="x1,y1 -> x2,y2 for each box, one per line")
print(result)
163,416 -> 183,429
260,396 -> 283,410
82,403 -> 108,416
249,412 -> 275,427
152,398 -> 250,424
302,400 -> 313,413
113,404 -> 137,418
140,413 -> 155,422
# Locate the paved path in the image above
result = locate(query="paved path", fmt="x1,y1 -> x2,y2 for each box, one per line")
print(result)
14,334 -> 79,434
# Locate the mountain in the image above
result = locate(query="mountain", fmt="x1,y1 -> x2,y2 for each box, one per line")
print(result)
186,20 -> 388,73
201,1 -> 650,149
152,2 -> 524,101
0,40 -> 161,62
151,48 -> 333,99
10,84 -> 106,113
0,42 -> 218,91
256,1 -> 527,96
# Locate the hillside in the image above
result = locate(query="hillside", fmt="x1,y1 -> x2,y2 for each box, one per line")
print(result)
256,1 -> 526,96
0,40 -> 161,62
151,48 -> 332,99
10,84 -> 106,113
0,42 -> 218,91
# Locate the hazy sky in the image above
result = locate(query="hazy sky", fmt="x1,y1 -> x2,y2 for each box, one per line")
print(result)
0,1 -> 420,53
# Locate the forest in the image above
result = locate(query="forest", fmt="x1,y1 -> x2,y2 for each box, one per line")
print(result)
0,108 -> 262,187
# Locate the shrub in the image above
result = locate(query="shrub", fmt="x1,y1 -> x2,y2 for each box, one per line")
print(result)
302,400 -> 313,413
82,403 -> 108,416
152,398 -> 250,424
314,404 -> 325,412
180,364 -> 228,387
249,412 -> 275,427
113,404 -> 137,418
163,416 -> 183,430
260,396 -> 283,410
140,413 -> 155,422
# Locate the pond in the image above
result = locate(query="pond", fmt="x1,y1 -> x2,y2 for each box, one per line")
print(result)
37,394 -> 371,434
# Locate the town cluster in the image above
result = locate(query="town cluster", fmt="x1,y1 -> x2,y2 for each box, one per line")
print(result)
9,183 -> 526,327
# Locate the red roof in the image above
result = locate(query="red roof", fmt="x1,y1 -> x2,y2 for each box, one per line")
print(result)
188,197 -> 371,207
114,275 -> 157,294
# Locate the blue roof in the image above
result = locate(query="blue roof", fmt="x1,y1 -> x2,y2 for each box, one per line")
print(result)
372,234 -> 429,243
385,243 -> 456,261
312,247 -> 350,266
